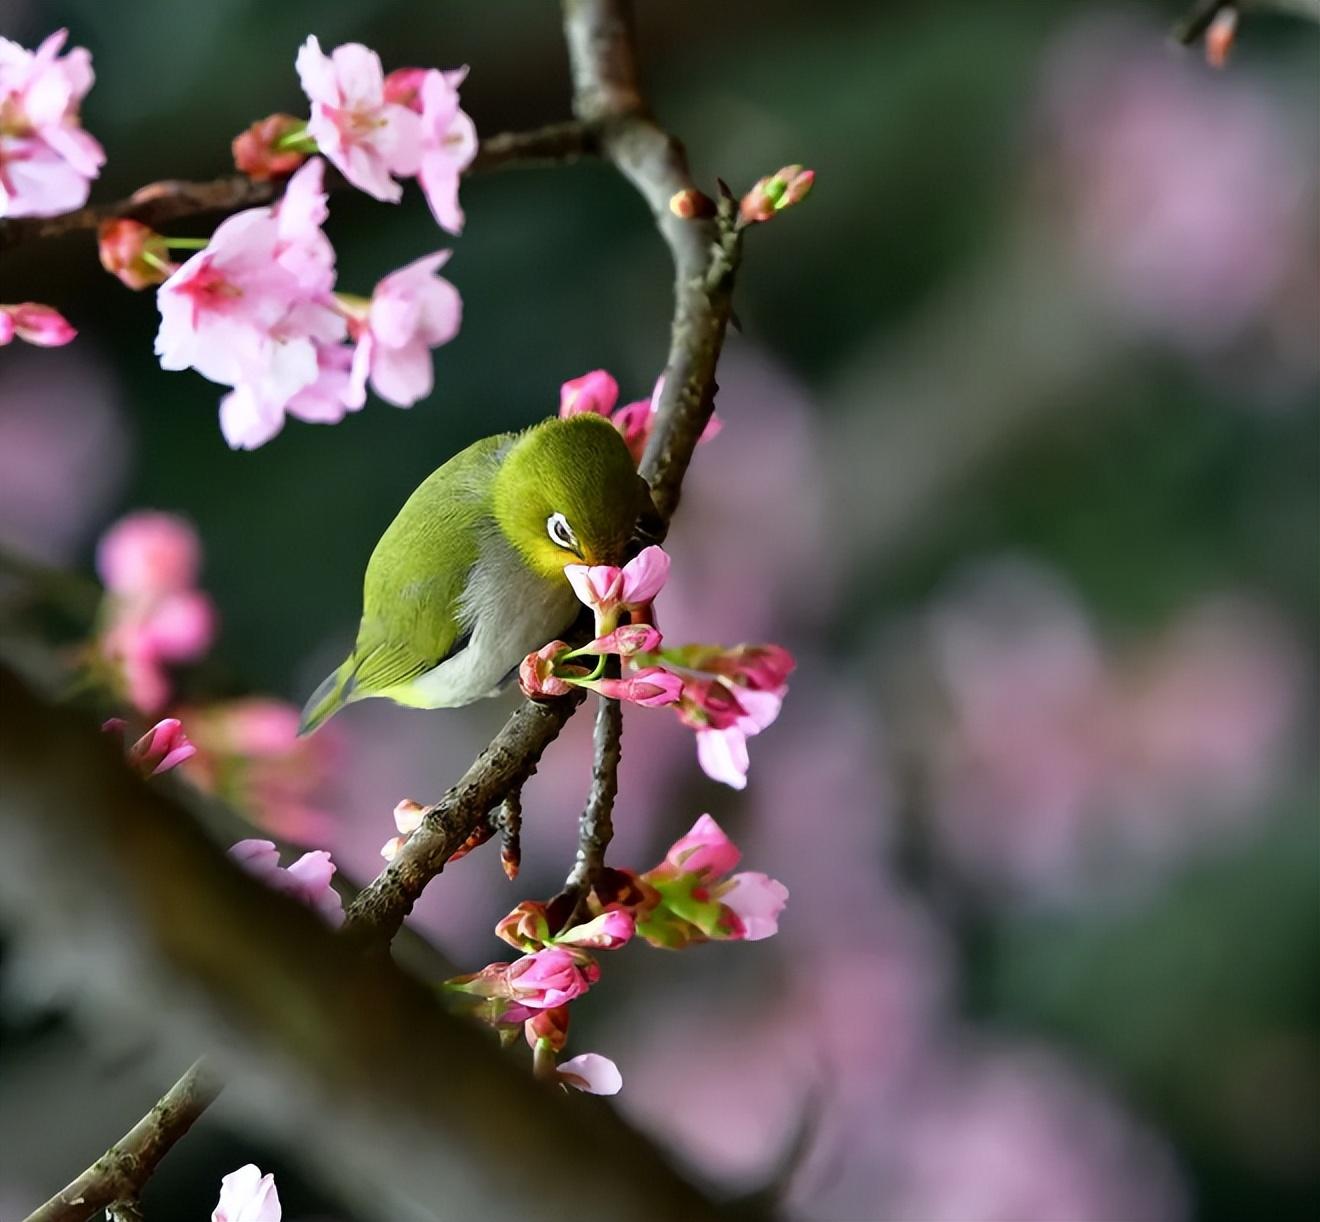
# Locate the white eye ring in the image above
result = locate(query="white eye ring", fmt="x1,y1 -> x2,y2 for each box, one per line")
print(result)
547,512 -> 579,552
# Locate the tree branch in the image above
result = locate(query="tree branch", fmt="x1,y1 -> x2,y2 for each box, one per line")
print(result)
0,666 -> 727,1222
0,121 -> 596,254
26,1061 -> 221,1222
18,2 -> 747,1214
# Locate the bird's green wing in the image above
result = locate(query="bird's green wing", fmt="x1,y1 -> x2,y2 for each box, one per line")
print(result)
350,433 -> 512,696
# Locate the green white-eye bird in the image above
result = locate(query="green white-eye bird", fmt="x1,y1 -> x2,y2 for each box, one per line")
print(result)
299,413 -> 649,734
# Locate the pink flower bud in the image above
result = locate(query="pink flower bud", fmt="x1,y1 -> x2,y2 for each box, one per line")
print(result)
519,640 -> 576,700
496,899 -> 553,950
524,1005 -> 571,1052
559,369 -> 620,419
1205,7 -> 1238,69
383,67 -> 429,111
595,666 -> 684,708
676,677 -> 747,731
0,303 -> 76,347
98,219 -> 172,290
106,716 -> 197,777
662,813 -> 741,879
557,1052 -> 623,1095
554,909 -> 636,950
212,1164 -> 281,1222
738,165 -> 815,224
506,947 -> 600,1009
668,188 -> 715,219
231,113 -> 310,180
584,623 -> 663,657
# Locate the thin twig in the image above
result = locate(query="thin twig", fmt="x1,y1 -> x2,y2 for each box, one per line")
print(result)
559,689 -> 624,921
0,121 -> 595,253
25,1060 -> 219,1222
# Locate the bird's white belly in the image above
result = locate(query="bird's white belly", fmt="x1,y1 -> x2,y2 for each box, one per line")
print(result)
395,537 -> 579,710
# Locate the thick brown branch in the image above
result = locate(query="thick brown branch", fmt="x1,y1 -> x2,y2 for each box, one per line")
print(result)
0,121 -> 595,254
0,666 -> 725,1222
26,1061 -> 220,1222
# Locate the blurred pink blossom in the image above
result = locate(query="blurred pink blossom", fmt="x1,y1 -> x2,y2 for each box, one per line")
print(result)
229,838 -> 343,927
104,716 -> 196,777
96,511 -> 200,595
0,29 -> 104,218
1040,14 -> 1311,352
211,1163 -> 281,1222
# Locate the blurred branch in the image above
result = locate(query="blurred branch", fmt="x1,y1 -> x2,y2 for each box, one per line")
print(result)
26,1060 -> 221,1222
0,121 -> 595,254
17,1 -> 747,1215
0,666 -> 728,1222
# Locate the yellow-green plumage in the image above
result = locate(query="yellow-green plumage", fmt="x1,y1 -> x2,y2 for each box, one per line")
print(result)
300,414 -> 646,734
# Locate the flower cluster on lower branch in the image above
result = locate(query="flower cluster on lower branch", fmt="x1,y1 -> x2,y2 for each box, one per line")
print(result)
519,542 -> 795,790
444,814 -> 788,1095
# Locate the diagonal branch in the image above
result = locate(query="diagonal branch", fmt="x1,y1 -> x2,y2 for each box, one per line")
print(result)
0,120 -> 596,254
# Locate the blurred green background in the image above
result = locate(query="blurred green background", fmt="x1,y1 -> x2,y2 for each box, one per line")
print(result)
1,1 -> 1317,1220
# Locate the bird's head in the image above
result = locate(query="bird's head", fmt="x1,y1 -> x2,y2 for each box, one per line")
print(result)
493,413 -> 650,580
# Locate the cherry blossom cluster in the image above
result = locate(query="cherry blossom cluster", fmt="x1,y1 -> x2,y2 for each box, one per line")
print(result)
559,368 -> 722,465
88,511 -> 336,842
445,814 -> 787,1094
90,511 -> 218,713
0,29 -> 104,217
520,543 -> 794,789
234,36 -> 476,235
119,156 -> 462,448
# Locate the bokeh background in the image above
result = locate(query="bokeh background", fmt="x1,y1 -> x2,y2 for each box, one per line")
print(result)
2,1 -> 1317,1219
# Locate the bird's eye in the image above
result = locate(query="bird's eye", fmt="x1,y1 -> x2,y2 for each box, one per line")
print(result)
546,512 -> 580,554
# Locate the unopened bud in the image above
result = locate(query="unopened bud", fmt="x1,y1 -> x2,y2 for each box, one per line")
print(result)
98,219 -> 172,290
669,188 -> 716,220
232,113 -> 310,180
1205,7 -> 1238,69
738,165 -> 816,224
525,1006 -> 571,1053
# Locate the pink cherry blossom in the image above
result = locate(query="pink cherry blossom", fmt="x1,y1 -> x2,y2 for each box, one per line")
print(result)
345,250 -> 462,408
0,30 -> 104,218
229,839 -> 344,927
212,1164 -> 281,1222
554,909 -> 636,951
680,679 -> 786,790
0,302 -> 76,346
416,68 -> 477,234
565,545 -> 671,620
519,640 -> 578,700
718,871 -> 789,940
296,36 -> 421,203
557,1053 -> 623,1096
96,511 -> 200,595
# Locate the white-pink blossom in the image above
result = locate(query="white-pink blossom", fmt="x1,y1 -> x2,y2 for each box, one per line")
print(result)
346,250 -> 462,408
229,838 -> 344,927
212,1164 -> 281,1222
296,36 -> 422,203
557,1052 -> 623,1096
0,30 -> 104,218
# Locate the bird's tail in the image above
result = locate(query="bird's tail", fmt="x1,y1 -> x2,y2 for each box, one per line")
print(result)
298,659 -> 356,736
